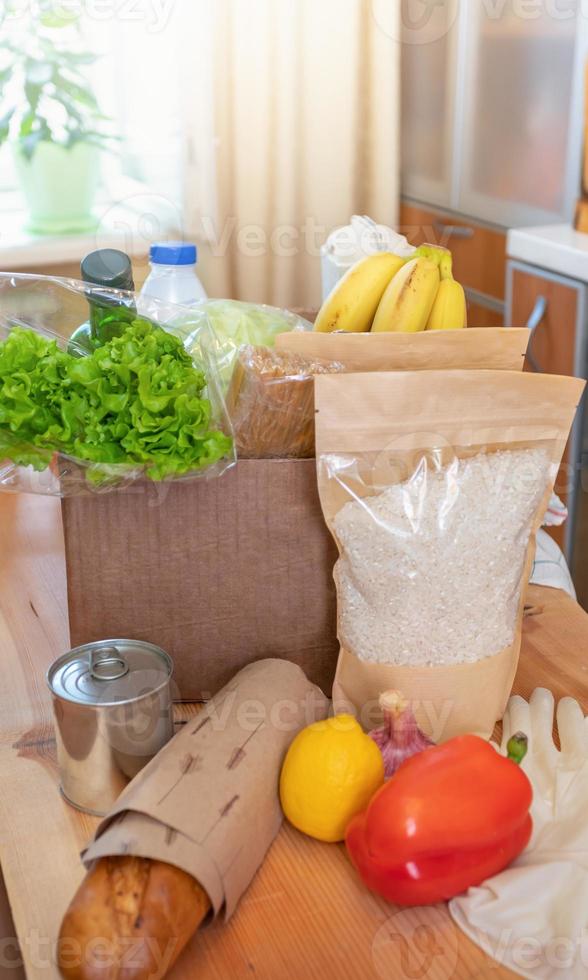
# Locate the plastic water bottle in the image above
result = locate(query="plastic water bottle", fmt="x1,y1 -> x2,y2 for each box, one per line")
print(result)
140,242 -> 208,308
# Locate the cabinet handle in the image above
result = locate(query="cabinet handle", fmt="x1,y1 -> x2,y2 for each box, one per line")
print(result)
526,296 -> 547,333
525,296 -> 547,372
433,222 -> 475,240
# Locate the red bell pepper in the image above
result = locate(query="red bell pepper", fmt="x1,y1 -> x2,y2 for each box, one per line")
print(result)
346,733 -> 532,907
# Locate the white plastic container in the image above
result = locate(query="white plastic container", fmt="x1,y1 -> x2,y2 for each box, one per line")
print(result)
139,241 -> 208,308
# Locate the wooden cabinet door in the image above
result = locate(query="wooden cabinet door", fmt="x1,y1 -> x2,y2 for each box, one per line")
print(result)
508,262 -> 584,550
509,266 -> 580,375
400,201 -> 507,301
466,301 -> 504,329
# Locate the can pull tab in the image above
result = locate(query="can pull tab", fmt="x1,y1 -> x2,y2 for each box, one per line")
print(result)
89,646 -> 129,681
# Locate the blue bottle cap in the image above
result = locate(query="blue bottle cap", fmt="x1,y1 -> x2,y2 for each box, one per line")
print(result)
149,242 -> 197,265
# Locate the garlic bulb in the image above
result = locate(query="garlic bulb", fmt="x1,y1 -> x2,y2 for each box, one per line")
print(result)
370,690 -> 434,779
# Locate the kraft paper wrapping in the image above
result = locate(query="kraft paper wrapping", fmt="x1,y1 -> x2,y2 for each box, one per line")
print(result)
316,371 -> 585,742
276,328 -> 531,373
83,659 -> 330,920
332,646 -> 518,741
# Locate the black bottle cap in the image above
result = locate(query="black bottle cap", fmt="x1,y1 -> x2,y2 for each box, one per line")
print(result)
81,249 -> 135,291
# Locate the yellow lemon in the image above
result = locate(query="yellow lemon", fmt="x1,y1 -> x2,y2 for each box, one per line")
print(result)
280,714 -> 385,843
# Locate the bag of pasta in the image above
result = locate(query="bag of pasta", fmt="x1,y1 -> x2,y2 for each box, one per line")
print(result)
315,370 -> 584,741
225,345 -> 343,458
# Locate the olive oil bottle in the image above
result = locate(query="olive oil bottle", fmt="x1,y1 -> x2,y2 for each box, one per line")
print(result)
69,249 -> 136,356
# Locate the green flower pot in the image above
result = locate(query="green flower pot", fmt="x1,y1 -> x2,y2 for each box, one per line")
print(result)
13,141 -> 100,235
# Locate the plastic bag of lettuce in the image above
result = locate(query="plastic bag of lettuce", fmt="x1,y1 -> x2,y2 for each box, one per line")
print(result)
167,300 -> 313,393
0,273 -> 235,496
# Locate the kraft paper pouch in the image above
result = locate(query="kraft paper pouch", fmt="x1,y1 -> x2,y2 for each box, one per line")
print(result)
83,659 -> 329,920
315,371 -> 584,741
276,327 -> 530,372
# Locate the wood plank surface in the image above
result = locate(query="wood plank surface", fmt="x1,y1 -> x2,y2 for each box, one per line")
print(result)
0,870 -> 24,980
1,494 -> 587,979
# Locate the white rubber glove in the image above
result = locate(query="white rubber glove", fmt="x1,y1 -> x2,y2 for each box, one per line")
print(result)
450,689 -> 588,979
531,529 -> 576,599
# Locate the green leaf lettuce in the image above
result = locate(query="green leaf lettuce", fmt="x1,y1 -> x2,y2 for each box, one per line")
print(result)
0,317 -> 232,482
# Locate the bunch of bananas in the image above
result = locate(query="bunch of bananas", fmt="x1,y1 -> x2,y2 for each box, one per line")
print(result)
314,246 -> 467,334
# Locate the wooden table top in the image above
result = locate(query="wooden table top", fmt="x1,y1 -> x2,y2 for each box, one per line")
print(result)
1,493 -> 587,980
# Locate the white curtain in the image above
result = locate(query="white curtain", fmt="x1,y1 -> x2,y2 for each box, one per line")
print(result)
181,0 -> 401,310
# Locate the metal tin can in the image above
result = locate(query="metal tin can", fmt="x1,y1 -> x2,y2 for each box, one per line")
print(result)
47,639 -> 174,816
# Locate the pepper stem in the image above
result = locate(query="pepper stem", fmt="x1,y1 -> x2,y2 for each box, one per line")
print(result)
507,731 -> 528,765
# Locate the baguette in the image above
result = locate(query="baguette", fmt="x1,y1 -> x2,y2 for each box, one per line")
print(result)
58,856 -> 210,980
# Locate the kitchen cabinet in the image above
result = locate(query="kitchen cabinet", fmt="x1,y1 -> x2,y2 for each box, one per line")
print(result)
465,301 -> 504,330
505,260 -> 588,577
400,12 -> 457,209
400,201 -> 506,327
508,265 -> 582,376
402,5 -> 586,228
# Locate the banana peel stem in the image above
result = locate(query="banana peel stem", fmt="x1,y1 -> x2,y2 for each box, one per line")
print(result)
439,253 -> 454,281
416,244 -> 450,268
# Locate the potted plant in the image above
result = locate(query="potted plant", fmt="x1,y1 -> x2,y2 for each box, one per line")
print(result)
0,6 -> 116,234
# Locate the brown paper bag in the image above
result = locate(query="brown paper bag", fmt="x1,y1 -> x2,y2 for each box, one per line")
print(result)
315,370 -> 585,741
276,327 -> 530,372
83,659 -> 329,919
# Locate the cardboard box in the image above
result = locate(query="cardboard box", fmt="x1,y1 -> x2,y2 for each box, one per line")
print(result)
61,459 -> 339,699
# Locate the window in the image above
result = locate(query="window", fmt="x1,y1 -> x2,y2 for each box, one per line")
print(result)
0,2 -> 188,230
86,5 -> 185,205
